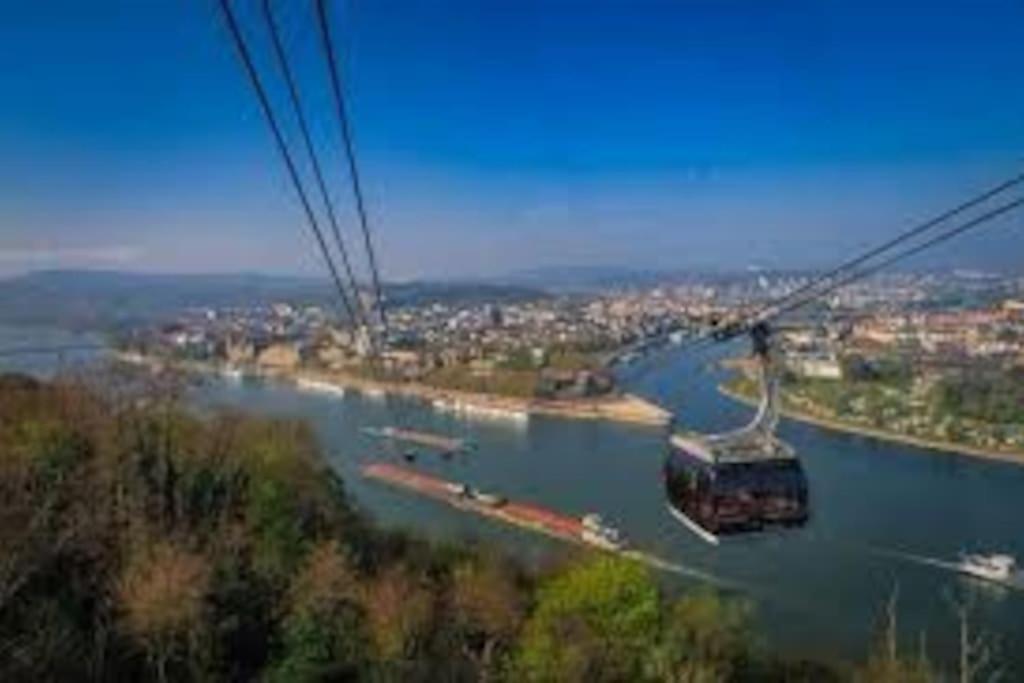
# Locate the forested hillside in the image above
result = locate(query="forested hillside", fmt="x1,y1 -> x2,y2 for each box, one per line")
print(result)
0,373 -> 930,681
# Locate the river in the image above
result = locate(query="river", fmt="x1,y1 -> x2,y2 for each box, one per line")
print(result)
3,325 -> 1022,674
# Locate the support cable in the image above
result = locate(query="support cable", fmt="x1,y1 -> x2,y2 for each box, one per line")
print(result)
630,185 -> 1024,381
771,195 -> 1024,320
676,173 -> 1024,352
314,0 -> 388,334
312,0 -> 417,438
262,0 -> 371,332
757,171 -> 1024,323
217,0 -> 358,325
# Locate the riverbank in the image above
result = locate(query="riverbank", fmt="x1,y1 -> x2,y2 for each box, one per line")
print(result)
719,384 -> 1024,466
116,351 -> 672,427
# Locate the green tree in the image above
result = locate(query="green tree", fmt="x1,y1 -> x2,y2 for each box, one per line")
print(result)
363,564 -> 435,670
645,589 -> 752,683
247,476 -> 306,581
514,556 -> 660,682
267,541 -> 369,682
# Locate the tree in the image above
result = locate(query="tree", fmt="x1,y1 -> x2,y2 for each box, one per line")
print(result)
267,542 -> 369,682
514,556 -> 660,682
946,591 -> 1004,683
645,589 -> 752,683
855,587 -> 935,683
362,564 -> 435,667
450,558 -> 526,680
116,541 -> 211,683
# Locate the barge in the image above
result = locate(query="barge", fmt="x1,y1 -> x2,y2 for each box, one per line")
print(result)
360,463 -> 728,581
361,462 -> 623,550
363,426 -> 471,454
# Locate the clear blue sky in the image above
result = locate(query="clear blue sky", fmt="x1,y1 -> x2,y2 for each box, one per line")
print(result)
1,1 -> 1022,280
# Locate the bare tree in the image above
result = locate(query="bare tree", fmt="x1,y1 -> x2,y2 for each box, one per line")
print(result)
856,583 -> 935,683
116,541 -> 211,683
450,557 -> 525,681
945,589 -> 1004,683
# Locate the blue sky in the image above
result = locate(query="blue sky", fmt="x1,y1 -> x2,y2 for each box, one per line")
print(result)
1,1 -> 1022,280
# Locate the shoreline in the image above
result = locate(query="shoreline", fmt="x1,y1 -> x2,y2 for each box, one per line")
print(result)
116,351 -> 672,428
718,384 -> 1024,466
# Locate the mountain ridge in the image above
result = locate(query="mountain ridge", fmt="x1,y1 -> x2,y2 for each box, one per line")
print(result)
0,270 -> 547,331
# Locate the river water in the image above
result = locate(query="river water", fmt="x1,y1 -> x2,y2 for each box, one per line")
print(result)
3,325 -> 1022,673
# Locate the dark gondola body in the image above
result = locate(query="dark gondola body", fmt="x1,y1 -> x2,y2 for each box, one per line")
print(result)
664,433 -> 809,544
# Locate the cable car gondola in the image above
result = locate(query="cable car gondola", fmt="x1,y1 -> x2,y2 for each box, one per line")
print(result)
664,322 -> 809,544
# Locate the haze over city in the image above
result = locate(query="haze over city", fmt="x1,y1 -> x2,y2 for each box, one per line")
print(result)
2,0 -> 1023,279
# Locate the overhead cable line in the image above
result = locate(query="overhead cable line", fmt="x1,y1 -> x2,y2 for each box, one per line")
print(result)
217,0 -> 358,326
315,0 -> 388,334
629,175 -> 1024,382
219,0 -> 408,438
754,170 -> 1024,322
770,194 -> 1024,320
262,0 -> 370,332
677,171 -> 1024,350
649,196 -> 1024,374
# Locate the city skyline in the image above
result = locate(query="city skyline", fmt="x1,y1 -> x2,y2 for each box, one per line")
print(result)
2,1 -> 1023,279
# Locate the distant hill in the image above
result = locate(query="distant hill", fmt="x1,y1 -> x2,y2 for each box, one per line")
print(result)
0,270 -> 547,331
498,265 -> 753,291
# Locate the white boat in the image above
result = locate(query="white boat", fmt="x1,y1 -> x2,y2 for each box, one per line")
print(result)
432,395 -> 456,411
220,366 -> 243,381
470,489 -> 507,508
444,482 -> 469,496
295,377 -> 346,397
467,403 -> 529,423
431,397 -> 529,424
362,386 -> 387,400
580,513 -> 627,551
957,553 -> 1018,584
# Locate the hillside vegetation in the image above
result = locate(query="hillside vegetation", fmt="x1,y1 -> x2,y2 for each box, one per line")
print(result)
0,372 -> 933,681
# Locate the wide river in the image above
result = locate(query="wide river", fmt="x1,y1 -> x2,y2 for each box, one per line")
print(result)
3,324 -> 1023,674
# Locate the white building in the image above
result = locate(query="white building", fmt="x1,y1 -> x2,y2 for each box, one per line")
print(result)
787,352 -> 843,380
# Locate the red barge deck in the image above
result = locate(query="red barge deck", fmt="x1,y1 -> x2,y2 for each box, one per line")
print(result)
363,427 -> 469,454
360,462 -> 735,583
361,462 -> 586,543
360,463 -> 739,585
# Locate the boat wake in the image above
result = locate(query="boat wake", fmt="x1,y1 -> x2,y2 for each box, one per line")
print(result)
869,546 -> 962,572
868,547 -> 1024,590
626,551 -> 742,589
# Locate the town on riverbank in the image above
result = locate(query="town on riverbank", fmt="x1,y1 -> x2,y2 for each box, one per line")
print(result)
117,349 -> 672,427
719,382 -> 1024,465
718,293 -> 1024,463
111,270 -> 1024,436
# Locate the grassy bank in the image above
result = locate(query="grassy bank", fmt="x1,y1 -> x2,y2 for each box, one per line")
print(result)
719,382 -> 1024,466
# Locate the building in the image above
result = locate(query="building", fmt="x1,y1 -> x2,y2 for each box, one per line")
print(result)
224,336 -> 255,364
257,342 -> 300,370
787,352 -> 843,380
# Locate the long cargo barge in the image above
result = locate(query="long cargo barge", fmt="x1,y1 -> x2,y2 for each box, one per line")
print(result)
364,458 -> 626,548
363,426 -> 470,454
360,463 -> 707,579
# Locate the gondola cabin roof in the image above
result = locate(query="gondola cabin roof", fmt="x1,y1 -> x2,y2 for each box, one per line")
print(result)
670,432 -> 796,465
